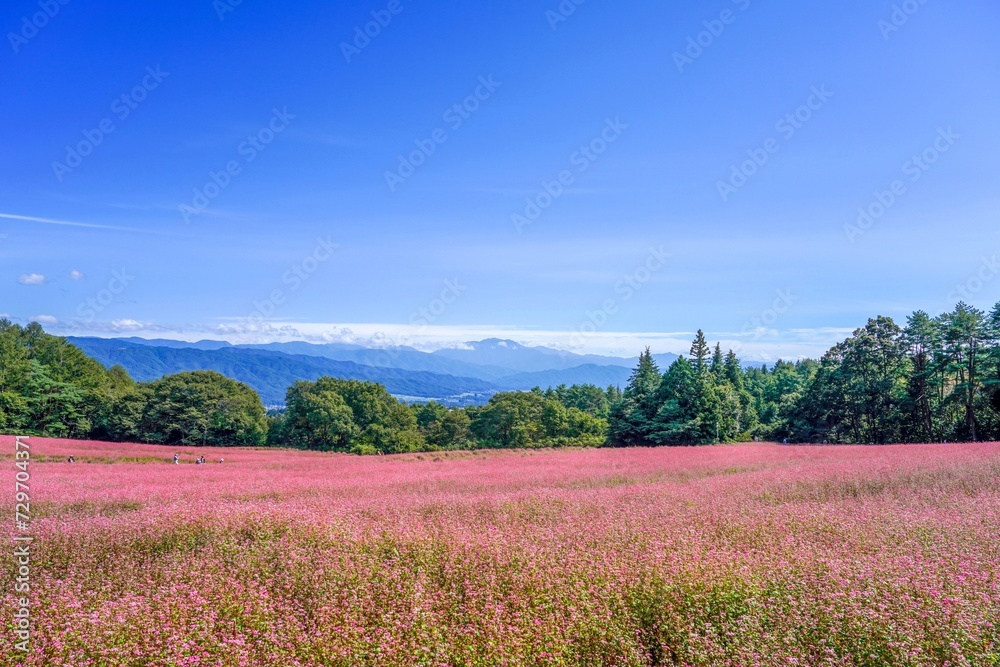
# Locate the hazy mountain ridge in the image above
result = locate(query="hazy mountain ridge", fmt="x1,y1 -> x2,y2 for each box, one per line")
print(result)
240,341 -> 515,381
430,338 -> 644,372
116,336 -> 681,374
69,338 -> 497,406
68,337 -> 678,406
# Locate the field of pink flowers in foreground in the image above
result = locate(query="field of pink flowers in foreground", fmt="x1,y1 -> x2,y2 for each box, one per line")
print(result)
3,437 -> 1000,667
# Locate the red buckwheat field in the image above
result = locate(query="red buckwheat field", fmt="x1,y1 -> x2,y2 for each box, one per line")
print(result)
3,436 -> 1000,666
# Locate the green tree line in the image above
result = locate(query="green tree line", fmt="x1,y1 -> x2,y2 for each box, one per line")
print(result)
609,301 -> 1000,445
8,302 -> 1000,450
268,378 -> 615,454
0,319 -> 614,453
777,302 -> 1000,444
0,320 -> 267,446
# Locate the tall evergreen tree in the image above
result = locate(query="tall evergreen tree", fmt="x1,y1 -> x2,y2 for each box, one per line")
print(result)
723,349 -> 758,436
689,330 -> 710,373
840,316 -> 907,444
723,350 -> 742,388
938,303 -> 987,441
607,348 -> 660,446
902,311 -> 938,442
780,345 -> 847,443
647,357 -> 701,445
710,343 -> 724,378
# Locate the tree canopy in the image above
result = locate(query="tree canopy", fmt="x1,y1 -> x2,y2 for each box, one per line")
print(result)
139,371 -> 268,446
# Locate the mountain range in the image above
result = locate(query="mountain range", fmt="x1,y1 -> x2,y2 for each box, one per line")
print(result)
69,337 -> 682,406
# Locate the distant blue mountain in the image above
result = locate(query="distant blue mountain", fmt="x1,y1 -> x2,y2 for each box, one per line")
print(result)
431,338 -> 660,372
69,338 -> 496,406
117,337 -> 233,350
108,336 -> 681,376
68,336 -> 691,406
239,341 -> 514,381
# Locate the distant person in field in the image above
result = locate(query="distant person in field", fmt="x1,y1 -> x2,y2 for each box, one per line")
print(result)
219,458 -> 224,464
173,454 -> 179,465
67,456 -> 75,463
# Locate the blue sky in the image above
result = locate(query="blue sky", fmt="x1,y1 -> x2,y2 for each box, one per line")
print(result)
2,0 -> 999,359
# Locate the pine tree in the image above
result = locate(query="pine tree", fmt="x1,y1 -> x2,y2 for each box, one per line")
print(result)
607,348 -> 661,446
723,350 -> 742,388
711,343 -> 724,377
689,330 -> 710,373
939,303 -> 987,441
648,357 -> 700,445
647,336 -> 731,445
902,311 -> 938,442
722,349 -> 757,437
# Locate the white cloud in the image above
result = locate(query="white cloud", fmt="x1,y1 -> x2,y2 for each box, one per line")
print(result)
109,319 -> 147,331
54,318 -> 169,334
70,269 -> 86,281
17,273 -> 46,286
33,315 -> 58,325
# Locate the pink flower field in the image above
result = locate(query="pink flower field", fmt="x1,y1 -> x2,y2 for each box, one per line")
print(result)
3,436 -> 1000,666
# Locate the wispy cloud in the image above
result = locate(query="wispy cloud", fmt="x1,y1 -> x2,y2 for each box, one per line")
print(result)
17,273 -> 46,286
0,212 -> 139,232
151,203 -> 252,222
70,269 -> 86,281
